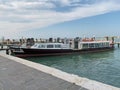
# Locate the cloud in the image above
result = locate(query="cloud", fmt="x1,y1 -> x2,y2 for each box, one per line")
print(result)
58,0 -> 82,6
0,0 -> 120,38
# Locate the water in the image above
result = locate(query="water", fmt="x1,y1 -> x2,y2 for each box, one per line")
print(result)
25,47 -> 120,88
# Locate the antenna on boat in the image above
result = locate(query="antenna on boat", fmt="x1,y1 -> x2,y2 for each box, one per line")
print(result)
93,35 -> 95,40
83,35 -> 86,39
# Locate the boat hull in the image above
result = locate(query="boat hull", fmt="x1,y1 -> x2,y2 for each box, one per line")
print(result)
12,47 -> 114,58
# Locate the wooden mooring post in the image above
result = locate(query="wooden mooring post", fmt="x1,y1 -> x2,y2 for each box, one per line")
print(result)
118,43 -> 120,48
114,42 -> 120,48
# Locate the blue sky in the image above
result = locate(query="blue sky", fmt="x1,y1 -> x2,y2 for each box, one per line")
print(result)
0,0 -> 120,39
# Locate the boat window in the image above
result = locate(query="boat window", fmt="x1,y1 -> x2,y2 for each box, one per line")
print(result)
95,43 -> 99,48
38,45 -> 41,48
99,43 -> 103,47
106,42 -> 109,47
47,45 -> 54,48
102,43 -> 104,47
105,43 -> 107,47
34,44 -> 38,47
41,45 -> 45,48
55,45 -> 61,48
82,44 -> 88,49
38,45 -> 45,48
103,43 -> 106,47
99,43 -> 101,47
89,43 -> 94,48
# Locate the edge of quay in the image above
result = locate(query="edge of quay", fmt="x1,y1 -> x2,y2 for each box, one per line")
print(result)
0,53 -> 119,90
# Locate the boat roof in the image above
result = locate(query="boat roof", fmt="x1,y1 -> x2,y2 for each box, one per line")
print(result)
34,43 -> 66,45
80,41 -> 110,44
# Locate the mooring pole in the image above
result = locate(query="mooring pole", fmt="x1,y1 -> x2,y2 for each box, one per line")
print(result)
6,49 -> 9,55
118,43 -> 120,48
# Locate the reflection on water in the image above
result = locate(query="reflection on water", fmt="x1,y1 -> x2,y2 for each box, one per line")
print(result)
25,49 -> 120,88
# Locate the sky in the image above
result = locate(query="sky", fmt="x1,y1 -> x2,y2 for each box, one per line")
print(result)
0,0 -> 120,39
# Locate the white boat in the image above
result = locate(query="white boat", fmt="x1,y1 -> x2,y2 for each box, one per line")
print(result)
12,39 -> 114,57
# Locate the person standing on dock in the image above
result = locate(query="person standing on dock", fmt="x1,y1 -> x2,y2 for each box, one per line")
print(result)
6,49 -> 9,55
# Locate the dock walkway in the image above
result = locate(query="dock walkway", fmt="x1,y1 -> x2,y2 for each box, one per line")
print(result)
0,53 -> 119,90
0,55 -> 87,90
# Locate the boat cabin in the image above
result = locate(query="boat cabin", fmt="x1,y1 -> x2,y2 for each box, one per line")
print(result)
79,41 -> 111,49
30,41 -> 112,50
31,43 -> 71,49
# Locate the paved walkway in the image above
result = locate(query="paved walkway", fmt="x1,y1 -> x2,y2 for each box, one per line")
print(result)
0,56 -> 88,90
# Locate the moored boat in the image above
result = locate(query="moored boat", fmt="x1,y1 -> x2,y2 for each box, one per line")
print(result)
12,39 -> 114,57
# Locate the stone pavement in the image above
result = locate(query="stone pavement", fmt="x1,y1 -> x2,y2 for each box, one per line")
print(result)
0,56 -> 88,90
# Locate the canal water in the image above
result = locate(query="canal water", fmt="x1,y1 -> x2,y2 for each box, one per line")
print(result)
25,47 -> 120,88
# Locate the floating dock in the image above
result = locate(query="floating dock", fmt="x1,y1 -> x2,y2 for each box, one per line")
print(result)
0,53 -> 119,90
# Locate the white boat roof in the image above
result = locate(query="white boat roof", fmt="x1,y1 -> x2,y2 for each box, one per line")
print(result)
80,41 -> 110,44
34,43 -> 66,45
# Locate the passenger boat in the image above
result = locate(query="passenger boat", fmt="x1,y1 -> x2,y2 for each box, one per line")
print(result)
11,39 -> 114,57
